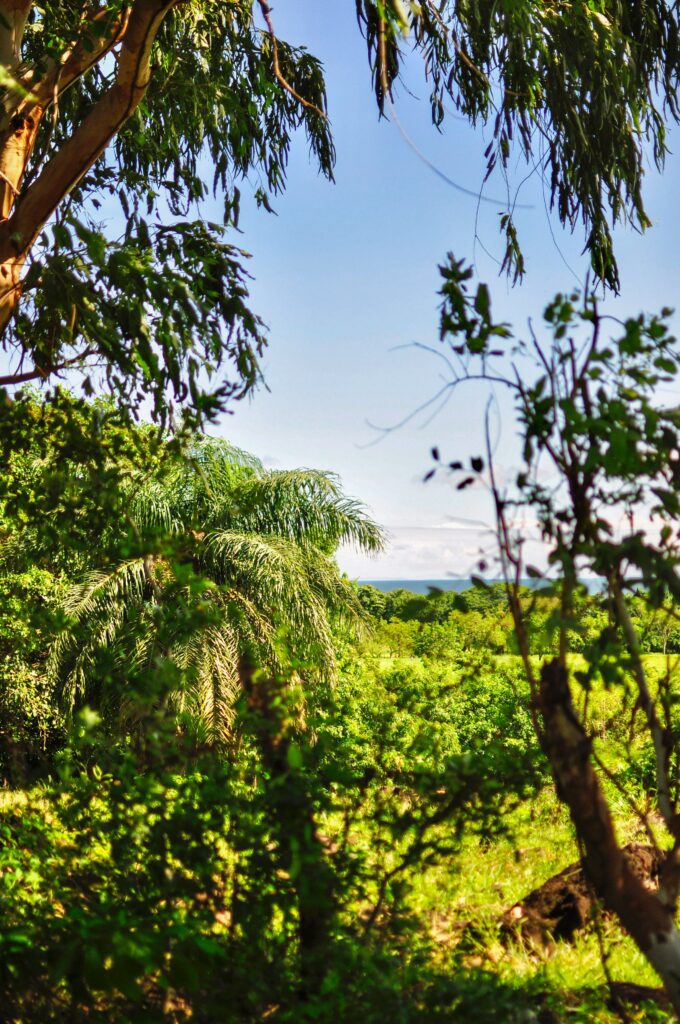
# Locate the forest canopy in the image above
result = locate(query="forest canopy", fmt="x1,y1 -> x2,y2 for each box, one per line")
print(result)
0,0 -> 679,420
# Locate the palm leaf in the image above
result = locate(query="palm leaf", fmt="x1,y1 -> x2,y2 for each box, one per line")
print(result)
48,434 -> 383,742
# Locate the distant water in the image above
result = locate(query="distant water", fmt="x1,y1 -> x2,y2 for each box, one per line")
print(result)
359,578 -> 604,594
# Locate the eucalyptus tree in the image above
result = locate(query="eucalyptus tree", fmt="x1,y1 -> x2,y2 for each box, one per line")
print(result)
49,435 -> 384,742
0,2 -> 678,423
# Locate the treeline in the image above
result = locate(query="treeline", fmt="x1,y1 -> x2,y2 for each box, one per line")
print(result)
358,582 -> 680,657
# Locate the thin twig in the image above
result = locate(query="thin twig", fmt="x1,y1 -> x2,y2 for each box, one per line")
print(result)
376,17 -> 530,209
0,346 -> 94,387
592,749 -> 661,852
612,576 -> 676,831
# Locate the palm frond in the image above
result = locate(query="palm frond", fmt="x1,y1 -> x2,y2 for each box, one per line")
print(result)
206,468 -> 385,554
46,433 -> 383,742
49,559 -> 151,711
201,530 -> 367,671
161,437 -> 263,526
125,479 -> 183,535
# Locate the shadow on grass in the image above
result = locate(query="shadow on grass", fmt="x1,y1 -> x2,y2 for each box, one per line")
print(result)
340,964 -> 672,1024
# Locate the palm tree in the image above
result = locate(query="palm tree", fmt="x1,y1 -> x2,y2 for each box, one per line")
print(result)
49,437 -> 384,743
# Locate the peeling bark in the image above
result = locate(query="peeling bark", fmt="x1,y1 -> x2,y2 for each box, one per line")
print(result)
0,1 -> 38,222
0,0 -> 31,71
0,104 -> 42,218
0,0 -> 182,343
647,928 -> 680,1014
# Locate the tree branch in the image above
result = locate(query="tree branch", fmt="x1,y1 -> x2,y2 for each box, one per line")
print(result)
612,577 -> 677,832
2,0 -> 182,260
37,5 -> 131,106
256,0 -> 326,118
0,347 -> 94,386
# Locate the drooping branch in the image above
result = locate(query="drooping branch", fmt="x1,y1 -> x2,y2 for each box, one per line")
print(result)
256,0 -> 326,119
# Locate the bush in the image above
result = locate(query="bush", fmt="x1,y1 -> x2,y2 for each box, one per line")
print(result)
0,569 -> 67,784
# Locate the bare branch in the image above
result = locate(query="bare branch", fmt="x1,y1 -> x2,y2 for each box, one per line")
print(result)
256,1 -> 326,119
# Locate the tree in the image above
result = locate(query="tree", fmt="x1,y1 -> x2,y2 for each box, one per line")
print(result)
1,2 -> 680,422
48,433 -> 384,741
433,258 -> 680,1013
0,565 -> 66,784
0,1 -> 334,422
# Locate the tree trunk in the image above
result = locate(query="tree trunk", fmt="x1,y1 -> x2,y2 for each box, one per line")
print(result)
537,658 -> 680,1016
238,657 -> 337,1002
0,1 -> 31,72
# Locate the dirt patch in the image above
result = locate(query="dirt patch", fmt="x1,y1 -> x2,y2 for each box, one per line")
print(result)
501,842 -> 663,945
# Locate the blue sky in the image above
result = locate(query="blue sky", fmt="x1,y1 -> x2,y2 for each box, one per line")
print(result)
209,2 -> 680,580
5,4 -> 677,581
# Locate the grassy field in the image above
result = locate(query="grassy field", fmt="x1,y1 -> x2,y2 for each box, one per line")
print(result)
349,650 -> 676,1022
414,795 -> 668,1020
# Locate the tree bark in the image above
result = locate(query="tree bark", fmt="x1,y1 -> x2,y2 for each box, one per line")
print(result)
0,0 -> 31,72
537,658 -> 680,1016
0,1 -> 182,351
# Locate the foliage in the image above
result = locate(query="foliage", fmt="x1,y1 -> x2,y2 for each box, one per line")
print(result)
0,566 -> 67,784
0,644 -> 542,1022
0,442 -> 673,1024
0,1 -> 335,423
0,392 -> 383,746
0,396 -> 553,1018
431,256 -> 680,1009
361,0 -> 680,289
0,387 -> 169,575
5,4 -> 680,1020
47,434 -> 383,742
2,1 -> 680,422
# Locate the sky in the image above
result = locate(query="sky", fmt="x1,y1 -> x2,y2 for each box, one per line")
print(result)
203,1 -> 680,581
8,4 -> 680,582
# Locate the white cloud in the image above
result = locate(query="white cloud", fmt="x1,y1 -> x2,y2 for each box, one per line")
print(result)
338,524 -> 497,580
338,517 -> 554,580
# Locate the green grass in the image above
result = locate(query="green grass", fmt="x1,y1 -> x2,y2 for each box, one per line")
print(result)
396,760 -> 673,1021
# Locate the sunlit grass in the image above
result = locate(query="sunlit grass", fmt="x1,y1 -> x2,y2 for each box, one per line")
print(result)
400,756 -> 671,1020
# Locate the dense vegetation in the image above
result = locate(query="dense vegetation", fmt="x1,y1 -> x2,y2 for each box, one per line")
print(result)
0,396 -> 678,1022
4,2 -> 680,1021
